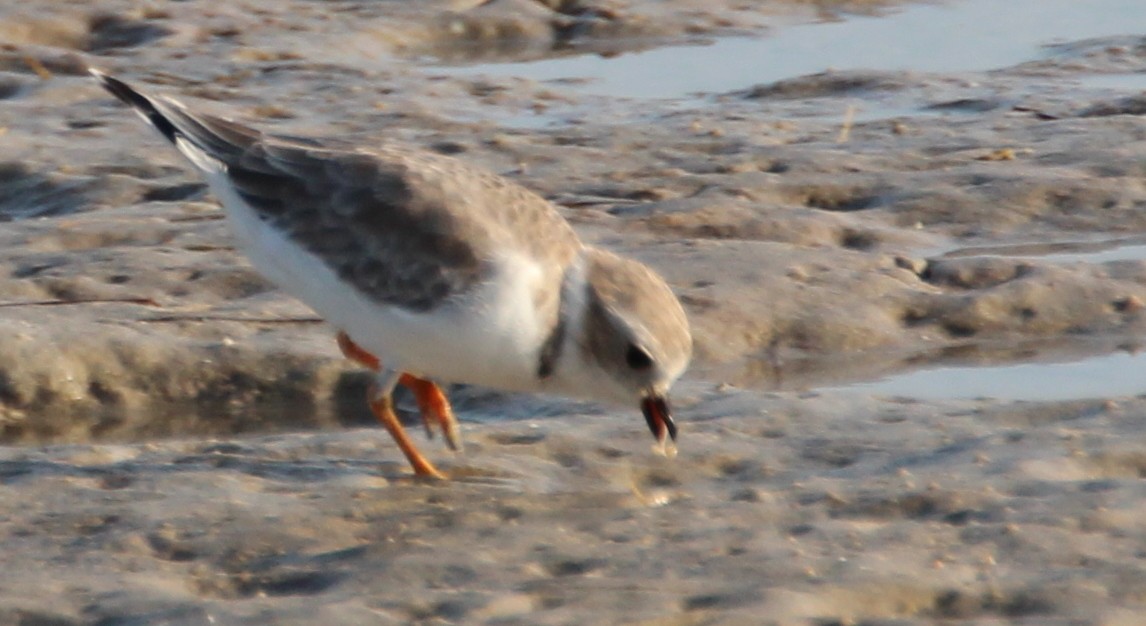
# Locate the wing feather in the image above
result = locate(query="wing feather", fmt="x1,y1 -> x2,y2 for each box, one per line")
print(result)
93,71 -> 581,312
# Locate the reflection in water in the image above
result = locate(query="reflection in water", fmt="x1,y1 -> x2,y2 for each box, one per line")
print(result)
940,239 -> 1146,265
705,338 -> 1146,401
845,349 -> 1146,401
431,0 -> 1146,100
1073,73 -> 1146,93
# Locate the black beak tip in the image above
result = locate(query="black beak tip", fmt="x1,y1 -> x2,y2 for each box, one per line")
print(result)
641,395 -> 677,442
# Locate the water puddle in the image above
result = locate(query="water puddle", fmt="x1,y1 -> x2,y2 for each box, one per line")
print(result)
838,349 -> 1146,401
430,0 -> 1146,100
705,336 -> 1146,402
939,239 -> 1146,265
1073,73 -> 1146,93
815,239 -> 1146,400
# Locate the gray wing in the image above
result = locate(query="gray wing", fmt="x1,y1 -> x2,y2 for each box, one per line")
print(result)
93,71 -> 581,311
129,92 -> 580,312
225,138 -> 494,312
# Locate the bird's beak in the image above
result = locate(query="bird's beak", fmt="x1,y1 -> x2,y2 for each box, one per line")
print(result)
640,394 -> 677,455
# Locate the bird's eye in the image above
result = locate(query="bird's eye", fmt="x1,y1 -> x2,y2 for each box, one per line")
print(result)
625,344 -> 654,370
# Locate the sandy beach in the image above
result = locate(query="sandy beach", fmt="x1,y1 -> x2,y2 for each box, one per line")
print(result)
2,0 -> 1146,623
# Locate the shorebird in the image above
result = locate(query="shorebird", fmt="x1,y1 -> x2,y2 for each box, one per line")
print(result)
90,69 -> 692,479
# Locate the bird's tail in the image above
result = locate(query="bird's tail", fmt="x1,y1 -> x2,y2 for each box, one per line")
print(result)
89,68 -> 182,145
89,68 -> 258,172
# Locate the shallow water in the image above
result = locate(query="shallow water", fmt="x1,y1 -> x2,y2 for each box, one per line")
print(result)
821,238 -> 1146,400
433,0 -> 1146,100
1074,73 -> 1146,92
838,349 -> 1146,401
942,239 -> 1146,265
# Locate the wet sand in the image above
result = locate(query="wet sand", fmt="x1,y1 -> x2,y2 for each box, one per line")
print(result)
2,0 -> 1146,624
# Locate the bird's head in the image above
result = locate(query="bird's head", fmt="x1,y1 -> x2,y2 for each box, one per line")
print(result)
553,248 -> 692,453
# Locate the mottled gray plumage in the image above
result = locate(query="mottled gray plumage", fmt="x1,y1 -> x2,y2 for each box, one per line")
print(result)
112,86 -> 581,313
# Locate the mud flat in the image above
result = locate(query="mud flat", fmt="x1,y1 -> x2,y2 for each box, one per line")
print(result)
2,0 -> 1146,624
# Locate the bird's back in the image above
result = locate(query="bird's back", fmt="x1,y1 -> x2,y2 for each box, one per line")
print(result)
171,105 -> 582,312
94,71 -> 582,312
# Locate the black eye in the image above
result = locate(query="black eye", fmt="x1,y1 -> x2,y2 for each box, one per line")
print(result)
625,344 -> 654,370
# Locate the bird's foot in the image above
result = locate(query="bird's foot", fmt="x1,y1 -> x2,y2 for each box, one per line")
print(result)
400,375 -> 463,452
366,389 -> 447,480
337,331 -> 461,478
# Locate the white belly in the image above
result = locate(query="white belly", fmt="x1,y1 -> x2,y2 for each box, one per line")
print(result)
206,171 -> 548,391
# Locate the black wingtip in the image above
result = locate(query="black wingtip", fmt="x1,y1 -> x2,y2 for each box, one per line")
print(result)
89,68 -> 180,145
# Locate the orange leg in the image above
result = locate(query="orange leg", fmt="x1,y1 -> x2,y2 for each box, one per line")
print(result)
367,386 -> 447,480
402,376 -> 463,451
337,331 -> 383,370
336,331 -> 460,477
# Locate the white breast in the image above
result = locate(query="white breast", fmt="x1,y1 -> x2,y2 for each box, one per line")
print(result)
195,161 -> 552,392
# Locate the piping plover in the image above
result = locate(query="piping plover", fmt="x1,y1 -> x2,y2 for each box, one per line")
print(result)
91,70 -> 692,478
